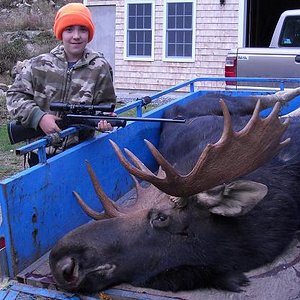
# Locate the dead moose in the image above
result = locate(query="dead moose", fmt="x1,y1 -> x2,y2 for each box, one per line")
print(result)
49,88 -> 300,293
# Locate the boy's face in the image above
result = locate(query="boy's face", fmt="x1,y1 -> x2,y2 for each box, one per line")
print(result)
62,25 -> 89,61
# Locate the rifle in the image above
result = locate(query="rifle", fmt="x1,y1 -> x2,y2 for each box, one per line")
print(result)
8,102 -> 185,144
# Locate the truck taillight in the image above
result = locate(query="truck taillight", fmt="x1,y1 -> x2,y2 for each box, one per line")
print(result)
225,56 -> 237,85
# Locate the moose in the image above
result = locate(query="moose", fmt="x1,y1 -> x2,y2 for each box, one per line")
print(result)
49,88 -> 300,293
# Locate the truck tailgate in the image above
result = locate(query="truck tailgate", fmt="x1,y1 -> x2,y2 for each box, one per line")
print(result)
227,48 -> 300,89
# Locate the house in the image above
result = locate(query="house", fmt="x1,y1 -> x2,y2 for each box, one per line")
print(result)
84,0 -> 300,92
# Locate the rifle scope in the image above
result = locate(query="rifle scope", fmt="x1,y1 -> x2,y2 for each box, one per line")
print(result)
50,102 -> 115,113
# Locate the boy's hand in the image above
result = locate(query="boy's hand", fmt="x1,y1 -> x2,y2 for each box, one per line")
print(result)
39,114 -> 61,134
96,112 -> 117,132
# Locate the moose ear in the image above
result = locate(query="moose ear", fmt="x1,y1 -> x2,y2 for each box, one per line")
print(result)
207,180 -> 268,217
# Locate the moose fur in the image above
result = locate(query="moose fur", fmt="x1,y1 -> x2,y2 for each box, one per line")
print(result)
49,91 -> 300,294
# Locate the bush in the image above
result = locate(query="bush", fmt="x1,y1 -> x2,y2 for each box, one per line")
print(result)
1,4 -> 56,32
0,0 -> 83,32
0,38 -> 29,74
30,31 -> 59,56
0,0 -> 14,9
0,0 -> 83,82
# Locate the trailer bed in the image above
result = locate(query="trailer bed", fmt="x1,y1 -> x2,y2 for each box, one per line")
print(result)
2,231 -> 300,299
2,78 -> 300,300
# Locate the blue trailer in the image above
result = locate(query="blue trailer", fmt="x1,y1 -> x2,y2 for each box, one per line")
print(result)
0,78 -> 300,300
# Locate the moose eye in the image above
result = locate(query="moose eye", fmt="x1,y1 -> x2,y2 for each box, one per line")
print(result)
157,214 -> 167,221
149,210 -> 170,228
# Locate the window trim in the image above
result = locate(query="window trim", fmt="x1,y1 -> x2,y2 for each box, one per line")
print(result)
163,0 -> 196,62
124,0 -> 155,61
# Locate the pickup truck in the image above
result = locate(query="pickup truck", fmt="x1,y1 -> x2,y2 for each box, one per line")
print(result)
225,9 -> 300,90
1,78 -> 300,299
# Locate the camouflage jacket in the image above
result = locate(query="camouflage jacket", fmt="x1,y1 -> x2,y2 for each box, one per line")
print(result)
6,45 -> 116,130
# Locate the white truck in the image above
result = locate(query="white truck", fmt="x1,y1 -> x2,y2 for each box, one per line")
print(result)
225,9 -> 300,90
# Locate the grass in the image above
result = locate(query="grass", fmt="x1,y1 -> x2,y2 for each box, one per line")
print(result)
0,124 -> 12,151
0,94 -> 24,180
0,124 -> 23,180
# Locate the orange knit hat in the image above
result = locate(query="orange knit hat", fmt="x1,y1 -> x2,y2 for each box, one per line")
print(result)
53,3 -> 95,42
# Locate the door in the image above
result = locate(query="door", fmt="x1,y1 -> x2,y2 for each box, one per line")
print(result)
87,5 -> 116,74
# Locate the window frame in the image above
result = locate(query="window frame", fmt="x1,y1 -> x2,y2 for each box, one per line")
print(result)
124,0 -> 155,61
163,0 -> 196,62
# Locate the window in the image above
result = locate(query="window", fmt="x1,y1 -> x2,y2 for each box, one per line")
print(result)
164,1 -> 195,60
279,16 -> 300,47
126,1 -> 154,59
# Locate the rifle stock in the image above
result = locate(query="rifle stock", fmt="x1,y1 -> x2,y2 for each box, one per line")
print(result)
8,121 -> 45,144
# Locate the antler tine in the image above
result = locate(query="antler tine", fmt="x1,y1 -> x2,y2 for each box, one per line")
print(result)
123,147 -> 154,173
265,102 -> 290,140
129,174 -> 145,199
188,99 -> 235,177
268,108 -> 290,151
267,100 -> 281,118
85,160 -> 125,218
109,140 -> 163,183
110,139 -> 183,187
110,100 -> 290,197
218,99 -> 234,143
143,139 -> 181,178
241,101 -> 289,138
72,191 -> 108,220
238,99 -> 262,135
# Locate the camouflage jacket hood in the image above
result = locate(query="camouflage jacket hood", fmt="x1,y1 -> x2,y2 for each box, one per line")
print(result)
6,44 -> 116,129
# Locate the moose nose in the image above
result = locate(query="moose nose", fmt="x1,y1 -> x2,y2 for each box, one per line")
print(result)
58,257 -> 79,284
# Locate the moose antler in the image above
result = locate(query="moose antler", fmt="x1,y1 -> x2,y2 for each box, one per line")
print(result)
110,99 -> 290,197
73,161 -> 147,219
73,161 -> 126,220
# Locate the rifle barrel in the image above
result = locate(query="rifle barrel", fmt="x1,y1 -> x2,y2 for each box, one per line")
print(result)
66,114 -> 186,123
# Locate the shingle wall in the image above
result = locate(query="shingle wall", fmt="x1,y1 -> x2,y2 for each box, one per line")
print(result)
86,0 -> 240,91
